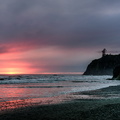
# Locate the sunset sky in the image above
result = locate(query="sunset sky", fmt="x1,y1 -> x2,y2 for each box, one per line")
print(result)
0,0 -> 120,74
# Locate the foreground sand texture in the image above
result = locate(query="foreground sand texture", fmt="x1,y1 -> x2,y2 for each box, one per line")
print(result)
1,85 -> 120,120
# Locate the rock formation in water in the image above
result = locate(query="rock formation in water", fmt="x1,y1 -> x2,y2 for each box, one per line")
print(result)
112,65 -> 120,80
83,54 -> 120,75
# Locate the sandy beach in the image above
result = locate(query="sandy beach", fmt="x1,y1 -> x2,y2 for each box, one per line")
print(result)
1,85 -> 120,120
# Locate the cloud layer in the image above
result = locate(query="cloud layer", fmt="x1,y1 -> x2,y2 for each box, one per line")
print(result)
0,0 -> 120,73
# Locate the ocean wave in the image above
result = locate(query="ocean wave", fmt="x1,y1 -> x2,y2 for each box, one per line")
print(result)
0,74 -> 114,85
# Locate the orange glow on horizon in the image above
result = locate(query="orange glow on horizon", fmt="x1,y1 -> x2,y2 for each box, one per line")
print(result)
0,66 -> 44,75
0,66 -> 43,75
0,61 -> 37,74
5,68 -> 23,74
1,68 -> 28,74
0,51 -> 46,74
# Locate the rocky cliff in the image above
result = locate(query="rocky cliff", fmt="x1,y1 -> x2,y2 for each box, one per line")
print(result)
83,54 -> 120,75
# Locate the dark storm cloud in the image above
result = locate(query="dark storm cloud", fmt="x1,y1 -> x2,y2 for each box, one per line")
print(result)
0,0 -> 120,52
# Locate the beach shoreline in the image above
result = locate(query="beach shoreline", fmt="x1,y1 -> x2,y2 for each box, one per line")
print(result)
1,84 -> 120,120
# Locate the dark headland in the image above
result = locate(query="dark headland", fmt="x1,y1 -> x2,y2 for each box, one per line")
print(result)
83,54 -> 120,75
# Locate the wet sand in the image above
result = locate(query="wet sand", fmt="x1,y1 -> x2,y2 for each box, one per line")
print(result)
1,85 -> 120,120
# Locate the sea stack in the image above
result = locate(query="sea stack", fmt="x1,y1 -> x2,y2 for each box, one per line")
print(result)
83,54 -> 120,75
112,65 -> 120,80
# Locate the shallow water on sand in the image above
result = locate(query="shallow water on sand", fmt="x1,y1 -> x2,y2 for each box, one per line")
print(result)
0,74 -> 120,111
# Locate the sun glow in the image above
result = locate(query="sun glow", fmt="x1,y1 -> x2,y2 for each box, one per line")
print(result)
0,59 -> 36,74
5,68 -> 24,74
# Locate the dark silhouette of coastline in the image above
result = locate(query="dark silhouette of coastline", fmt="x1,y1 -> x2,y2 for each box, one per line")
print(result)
83,54 -> 120,75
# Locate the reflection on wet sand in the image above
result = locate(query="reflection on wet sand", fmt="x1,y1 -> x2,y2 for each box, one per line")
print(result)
0,95 -> 67,112
0,83 -> 73,112
0,99 -> 32,111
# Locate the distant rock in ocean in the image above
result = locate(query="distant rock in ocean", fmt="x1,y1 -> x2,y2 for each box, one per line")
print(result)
83,54 -> 120,75
112,65 -> 120,80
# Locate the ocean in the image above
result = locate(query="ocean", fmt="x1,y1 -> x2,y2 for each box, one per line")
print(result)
0,74 -> 120,111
